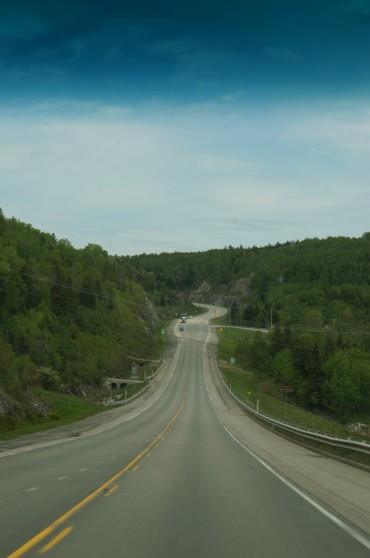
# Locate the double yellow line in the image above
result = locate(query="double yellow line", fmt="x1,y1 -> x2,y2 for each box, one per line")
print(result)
7,401 -> 184,558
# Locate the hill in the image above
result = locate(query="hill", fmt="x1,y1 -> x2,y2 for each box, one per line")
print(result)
0,210 -> 160,431
126,235 -> 370,422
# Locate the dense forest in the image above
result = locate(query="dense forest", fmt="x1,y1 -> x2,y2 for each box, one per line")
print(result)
127,235 -> 370,331
0,210 -> 159,427
127,235 -> 370,422
1,210 -> 369,428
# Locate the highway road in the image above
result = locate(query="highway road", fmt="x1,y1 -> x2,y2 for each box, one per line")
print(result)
1,307 -> 369,557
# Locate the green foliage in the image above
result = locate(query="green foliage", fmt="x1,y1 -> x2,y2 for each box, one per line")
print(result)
272,349 -> 298,386
0,211 -> 160,426
40,367 -> 62,390
126,235 -> 370,332
229,327 -> 370,421
126,233 -> 370,422
323,350 -> 370,421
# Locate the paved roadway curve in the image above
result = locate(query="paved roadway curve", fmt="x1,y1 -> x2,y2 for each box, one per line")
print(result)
1,308 -> 369,558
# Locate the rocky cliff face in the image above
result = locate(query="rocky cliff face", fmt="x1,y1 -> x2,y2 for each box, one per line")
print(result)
189,275 -> 253,307
189,281 -> 212,302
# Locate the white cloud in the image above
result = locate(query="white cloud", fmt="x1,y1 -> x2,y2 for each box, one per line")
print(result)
283,102 -> 370,154
0,100 -> 368,254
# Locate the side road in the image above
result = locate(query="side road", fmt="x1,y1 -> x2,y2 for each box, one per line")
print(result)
0,333 -> 180,457
204,324 -> 370,538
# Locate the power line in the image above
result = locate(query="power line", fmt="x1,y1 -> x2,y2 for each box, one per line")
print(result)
1,264 -> 153,310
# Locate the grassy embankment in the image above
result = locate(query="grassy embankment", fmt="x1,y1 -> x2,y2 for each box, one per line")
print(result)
214,325 -> 369,441
0,314 -> 178,442
0,390 -> 103,441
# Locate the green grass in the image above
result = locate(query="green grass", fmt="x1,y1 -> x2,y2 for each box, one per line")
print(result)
0,389 -> 103,441
210,314 -> 230,326
216,327 -> 370,441
0,294 -> 173,442
0,318 -> 169,442
216,327 -> 256,362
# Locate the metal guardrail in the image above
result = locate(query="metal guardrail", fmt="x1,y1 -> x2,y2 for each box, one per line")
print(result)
215,360 -> 370,458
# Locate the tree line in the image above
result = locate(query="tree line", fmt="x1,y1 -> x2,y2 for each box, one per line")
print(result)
0,210 -> 158,427
127,233 -> 370,422
235,327 -> 370,421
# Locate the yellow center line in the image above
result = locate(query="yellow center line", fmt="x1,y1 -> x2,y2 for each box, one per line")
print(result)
39,526 -> 74,554
104,484 -> 119,496
6,400 -> 184,558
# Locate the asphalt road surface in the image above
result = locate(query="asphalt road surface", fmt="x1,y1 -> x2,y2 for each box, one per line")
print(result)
1,308 -> 369,558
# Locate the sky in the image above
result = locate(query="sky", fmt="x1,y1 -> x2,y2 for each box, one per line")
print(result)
1,0 -> 370,254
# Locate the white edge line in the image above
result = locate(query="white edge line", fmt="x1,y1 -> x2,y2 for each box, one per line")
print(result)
0,341 -> 181,459
223,425 -> 370,551
203,321 -> 370,552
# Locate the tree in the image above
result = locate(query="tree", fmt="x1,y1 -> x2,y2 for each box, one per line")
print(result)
323,351 -> 362,421
272,349 -> 298,386
230,301 -> 239,324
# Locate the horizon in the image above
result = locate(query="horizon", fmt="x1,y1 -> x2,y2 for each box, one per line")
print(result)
2,207 -> 368,258
1,1 -> 370,254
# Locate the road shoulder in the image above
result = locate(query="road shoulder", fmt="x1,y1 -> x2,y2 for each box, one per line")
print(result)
204,325 -> 370,537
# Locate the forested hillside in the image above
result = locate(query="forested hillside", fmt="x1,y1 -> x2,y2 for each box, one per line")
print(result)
127,234 -> 370,422
1,212 -> 369,429
127,235 -> 370,331
0,211 -> 159,428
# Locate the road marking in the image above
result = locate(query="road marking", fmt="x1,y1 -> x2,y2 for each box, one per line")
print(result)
6,401 -> 184,558
202,325 -> 370,552
224,426 -> 370,551
132,465 -> 139,472
0,346 -> 181,460
26,488 -> 39,493
39,526 -> 74,554
202,329 -> 213,402
104,484 -> 118,496
79,468 -> 88,472
57,477 -> 66,481
111,455 -> 117,458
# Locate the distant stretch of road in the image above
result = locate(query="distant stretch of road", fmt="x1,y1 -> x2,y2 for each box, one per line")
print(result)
1,307 -> 369,557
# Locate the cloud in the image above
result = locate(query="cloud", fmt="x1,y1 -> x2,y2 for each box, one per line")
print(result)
283,102 -> 370,154
0,99 -> 369,254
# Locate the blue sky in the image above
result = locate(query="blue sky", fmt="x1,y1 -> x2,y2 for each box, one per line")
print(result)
1,1 -> 369,253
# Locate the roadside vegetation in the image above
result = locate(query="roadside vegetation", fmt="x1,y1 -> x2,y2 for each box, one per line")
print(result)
217,327 -> 370,440
0,389 -> 103,441
0,210 -> 164,434
1,208 -> 369,439
128,235 -> 370,430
